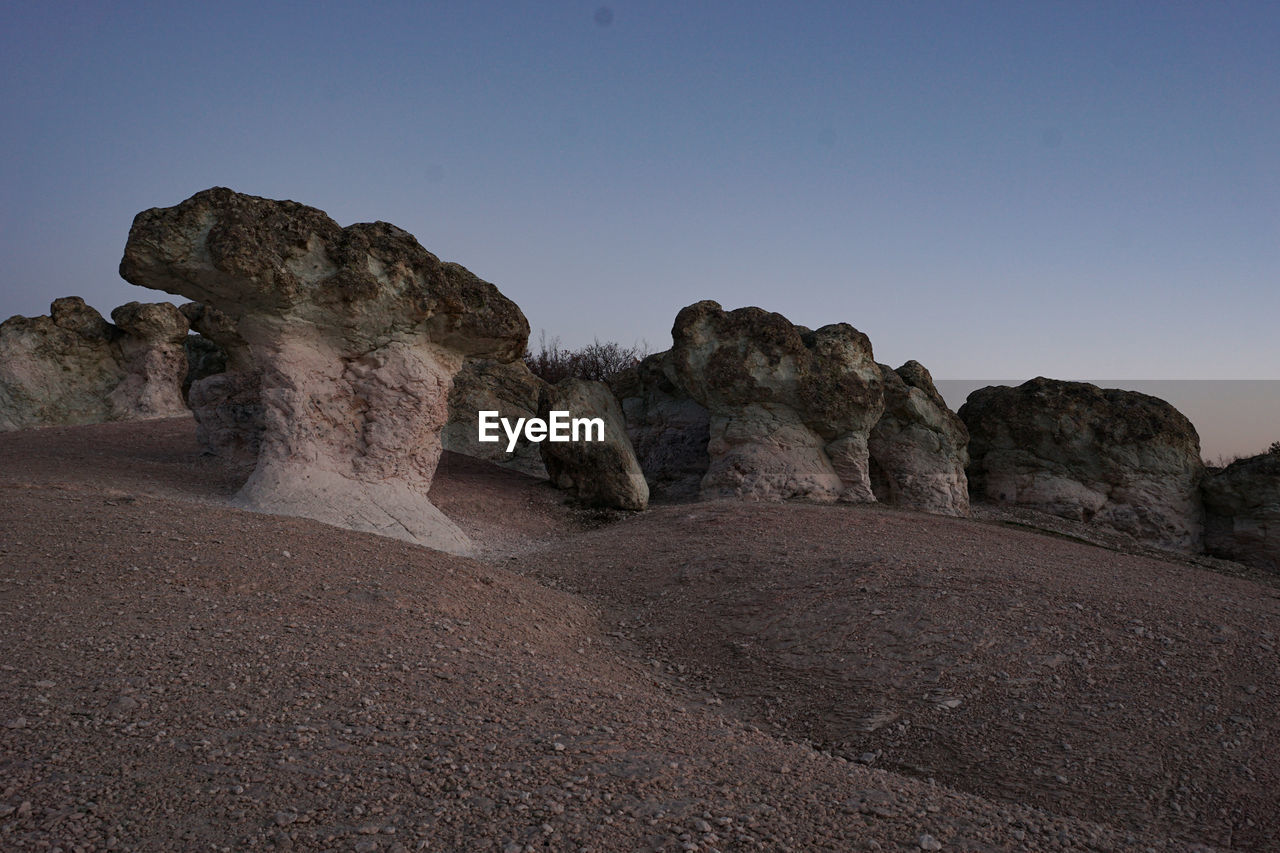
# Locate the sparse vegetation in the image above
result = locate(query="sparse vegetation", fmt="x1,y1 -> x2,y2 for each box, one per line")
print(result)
524,331 -> 648,385
1206,441 -> 1280,469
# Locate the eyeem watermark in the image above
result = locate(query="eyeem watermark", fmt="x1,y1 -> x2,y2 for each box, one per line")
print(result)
477,410 -> 605,452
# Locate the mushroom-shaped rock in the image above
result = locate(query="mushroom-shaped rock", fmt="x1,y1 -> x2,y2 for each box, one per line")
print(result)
538,377 -> 648,510
120,188 -> 529,554
868,360 -> 970,516
443,358 -> 549,478
1202,451 -> 1280,572
959,378 -> 1204,551
0,297 -> 189,430
665,300 -> 884,502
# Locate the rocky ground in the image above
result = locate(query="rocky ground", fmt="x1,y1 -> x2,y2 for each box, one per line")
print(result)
2,417 -> 1275,852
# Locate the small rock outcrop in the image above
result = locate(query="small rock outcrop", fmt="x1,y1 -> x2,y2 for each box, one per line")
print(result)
1202,451 -> 1280,571
0,297 -> 189,431
443,358 -> 548,478
618,301 -> 884,503
868,360 -> 970,516
960,378 -> 1204,551
120,187 -> 528,554
538,378 -> 649,510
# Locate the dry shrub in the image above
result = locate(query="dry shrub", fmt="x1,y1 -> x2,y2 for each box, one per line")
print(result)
524,332 -> 648,384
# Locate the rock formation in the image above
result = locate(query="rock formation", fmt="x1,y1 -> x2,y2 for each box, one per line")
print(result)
868,360 -> 970,516
1202,451 -> 1280,571
538,378 -> 649,510
610,355 -> 711,501
960,378 -> 1204,551
178,302 -> 264,466
0,297 -> 189,431
443,358 -> 548,478
120,187 -> 528,554
182,333 -> 226,399
616,301 -> 884,503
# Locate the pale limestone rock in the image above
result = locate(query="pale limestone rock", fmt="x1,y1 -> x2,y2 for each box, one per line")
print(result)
0,297 -> 188,431
960,378 -> 1204,551
538,377 -> 648,510
868,360 -> 970,516
120,187 -> 528,554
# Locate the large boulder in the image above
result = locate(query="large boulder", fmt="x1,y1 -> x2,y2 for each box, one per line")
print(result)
538,377 -> 648,510
443,358 -> 548,478
120,187 -> 528,554
610,354 -> 711,501
661,300 -> 884,502
1202,451 -> 1280,572
868,360 -> 969,516
959,378 -> 1204,551
0,297 -> 189,430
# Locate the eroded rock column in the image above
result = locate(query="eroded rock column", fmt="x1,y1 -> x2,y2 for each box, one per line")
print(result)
120,187 -> 528,554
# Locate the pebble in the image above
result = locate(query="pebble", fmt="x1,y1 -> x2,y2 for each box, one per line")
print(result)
919,833 -> 942,850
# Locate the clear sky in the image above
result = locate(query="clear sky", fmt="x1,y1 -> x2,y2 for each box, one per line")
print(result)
2,1 -> 1277,378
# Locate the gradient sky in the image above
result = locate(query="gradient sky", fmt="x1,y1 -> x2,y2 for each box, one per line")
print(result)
2,1 -> 1277,378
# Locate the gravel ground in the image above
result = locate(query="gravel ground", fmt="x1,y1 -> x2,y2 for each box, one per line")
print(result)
0,416 -> 1264,851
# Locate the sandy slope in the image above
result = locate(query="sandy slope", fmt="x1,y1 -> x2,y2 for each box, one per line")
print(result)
0,416 -> 1268,851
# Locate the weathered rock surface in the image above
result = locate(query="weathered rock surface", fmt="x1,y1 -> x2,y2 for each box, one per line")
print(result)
610,355 -> 711,501
0,297 -> 189,431
656,301 -> 885,502
443,358 -> 548,478
538,378 -> 648,510
120,187 -> 528,554
868,360 -> 969,516
182,334 -> 226,399
960,378 -> 1204,550
179,302 -> 264,466
1203,451 -> 1280,571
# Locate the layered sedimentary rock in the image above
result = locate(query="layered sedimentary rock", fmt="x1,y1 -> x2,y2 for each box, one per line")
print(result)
0,297 -> 189,431
868,360 -> 970,516
120,187 -> 528,554
443,358 -> 548,478
617,301 -> 884,503
960,378 -> 1204,550
1202,451 -> 1280,571
538,378 -> 648,510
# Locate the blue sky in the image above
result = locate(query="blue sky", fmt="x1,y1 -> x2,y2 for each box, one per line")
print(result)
2,1 -> 1277,377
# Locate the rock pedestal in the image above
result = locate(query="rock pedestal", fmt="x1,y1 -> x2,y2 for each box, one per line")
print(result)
617,301 -> 884,504
120,187 -> 528,554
